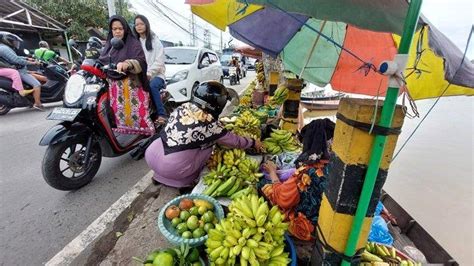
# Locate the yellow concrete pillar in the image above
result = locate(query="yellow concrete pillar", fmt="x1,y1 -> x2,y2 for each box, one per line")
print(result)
314,98 -> 404,264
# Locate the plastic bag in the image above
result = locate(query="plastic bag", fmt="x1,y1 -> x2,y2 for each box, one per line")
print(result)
368,202 -> 393,245
262,168 -> 296,182
265,152 -> 300,170
368,215 -> 394,245
403,246 -> 427,263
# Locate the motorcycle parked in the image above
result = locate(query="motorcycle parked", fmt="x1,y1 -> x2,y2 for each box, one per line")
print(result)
39,38 -> 153,191
0,56 -> 69,115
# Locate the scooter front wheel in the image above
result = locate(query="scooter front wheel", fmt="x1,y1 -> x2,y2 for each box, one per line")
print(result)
42,138 -> 102,190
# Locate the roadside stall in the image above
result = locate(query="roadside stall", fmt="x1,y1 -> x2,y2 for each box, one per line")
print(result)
130,0 -> 472,265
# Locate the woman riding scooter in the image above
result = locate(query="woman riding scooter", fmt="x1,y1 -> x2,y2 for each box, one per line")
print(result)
0,32 -> 43,110
98,15 -> 155,135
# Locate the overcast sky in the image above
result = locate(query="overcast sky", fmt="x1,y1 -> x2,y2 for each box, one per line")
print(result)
129,0 -> 473,58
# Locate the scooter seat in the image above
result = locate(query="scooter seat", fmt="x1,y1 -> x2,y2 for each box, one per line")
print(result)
0,76 -> 13,90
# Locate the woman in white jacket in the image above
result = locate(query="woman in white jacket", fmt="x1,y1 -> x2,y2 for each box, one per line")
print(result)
134,15 -> 167,124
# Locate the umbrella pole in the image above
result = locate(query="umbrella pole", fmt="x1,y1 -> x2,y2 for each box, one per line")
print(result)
340,0 -> 422,265
299,20 -> 327,77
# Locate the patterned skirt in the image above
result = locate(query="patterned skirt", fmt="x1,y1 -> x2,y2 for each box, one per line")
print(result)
108,77 -> 155,136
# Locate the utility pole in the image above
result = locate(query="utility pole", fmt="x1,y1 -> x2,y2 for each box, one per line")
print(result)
220,31 -> 223,53
190,14 -> 197,46
107,0 -> 116,18
204,29 -> 211,49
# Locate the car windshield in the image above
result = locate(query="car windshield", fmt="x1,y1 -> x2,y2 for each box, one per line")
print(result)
164,48 -> 198,64
220,54 -> 232,65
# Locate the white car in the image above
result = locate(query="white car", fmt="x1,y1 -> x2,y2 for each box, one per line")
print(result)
164,46 -> 223,103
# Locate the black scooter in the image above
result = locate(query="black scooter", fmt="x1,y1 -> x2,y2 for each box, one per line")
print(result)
39,38 -> 154,191
0,59 -> 68,115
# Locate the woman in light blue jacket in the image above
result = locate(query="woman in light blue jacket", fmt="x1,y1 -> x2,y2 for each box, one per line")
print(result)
133,15 -> 167,125
0,32 -> 43,110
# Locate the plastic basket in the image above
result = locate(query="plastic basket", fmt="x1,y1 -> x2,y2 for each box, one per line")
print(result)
157,193 -> 225,247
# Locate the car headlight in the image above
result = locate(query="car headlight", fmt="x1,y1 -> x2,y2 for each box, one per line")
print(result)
168,70 -> 188,85
64,74 -> 86,104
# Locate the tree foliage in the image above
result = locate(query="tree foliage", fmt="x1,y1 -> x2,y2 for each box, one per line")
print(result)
26,0 -> 136,40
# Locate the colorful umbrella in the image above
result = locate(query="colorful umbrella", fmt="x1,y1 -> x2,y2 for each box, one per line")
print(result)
190,0 -> 262,31
234,44 -> 262,59
188,1 -> 473,99
239,0 -> 409,35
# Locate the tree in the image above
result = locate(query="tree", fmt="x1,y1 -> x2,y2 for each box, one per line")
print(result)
26,0 -> 136,40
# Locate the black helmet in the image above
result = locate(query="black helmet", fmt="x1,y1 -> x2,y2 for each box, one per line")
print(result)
87,37 -> 103,49
191,81 -> 231,119
0,31 -> 23,50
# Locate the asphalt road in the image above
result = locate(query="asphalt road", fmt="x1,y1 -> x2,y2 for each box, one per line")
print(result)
0,71 -> 255,265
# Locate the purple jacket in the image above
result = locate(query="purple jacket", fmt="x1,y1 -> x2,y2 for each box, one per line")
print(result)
145,132 -> 254,188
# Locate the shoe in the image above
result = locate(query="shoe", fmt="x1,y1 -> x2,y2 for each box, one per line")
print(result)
33,104 -> 45,111
19,89 -> 34,96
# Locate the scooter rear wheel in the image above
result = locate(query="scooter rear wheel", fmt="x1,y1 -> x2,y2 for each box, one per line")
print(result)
0,104 -> 11,115
42,138 -> 102,190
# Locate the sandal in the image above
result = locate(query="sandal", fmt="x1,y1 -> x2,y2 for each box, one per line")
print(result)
154,116 -> 167,127
33,104 -> 45,111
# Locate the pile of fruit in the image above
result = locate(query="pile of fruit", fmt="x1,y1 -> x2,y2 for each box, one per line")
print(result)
360,242 -> 421,266
205,194 -> 291,265
203,149 -> 263,198
135,244 -> 202,266
165,198 -> 218,240
268,85 -> 289,107
263,129 -> 301,154
221,110 -> 261,139
239,80 -> 257,107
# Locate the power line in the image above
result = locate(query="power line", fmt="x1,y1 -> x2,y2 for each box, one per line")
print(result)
152,0 -> 222,40
145,0 -> 221,48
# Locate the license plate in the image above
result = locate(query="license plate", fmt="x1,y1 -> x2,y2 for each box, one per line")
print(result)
47,107 -> 81,121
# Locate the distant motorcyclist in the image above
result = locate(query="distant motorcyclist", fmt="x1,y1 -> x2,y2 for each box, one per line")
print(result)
228,56 -> 241,82
34,41 -> 69,64
82,37 -> 103,66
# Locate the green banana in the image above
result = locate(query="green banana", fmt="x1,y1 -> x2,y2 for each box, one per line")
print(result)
203,179 -> 222,196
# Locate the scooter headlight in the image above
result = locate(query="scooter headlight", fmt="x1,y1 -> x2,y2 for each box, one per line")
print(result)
64,74 -> 86,104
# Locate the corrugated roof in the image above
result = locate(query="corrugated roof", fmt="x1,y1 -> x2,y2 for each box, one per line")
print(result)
0,0 -> 66,32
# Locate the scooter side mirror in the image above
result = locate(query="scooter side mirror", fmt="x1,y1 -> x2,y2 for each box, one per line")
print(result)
110,37 -> 124,50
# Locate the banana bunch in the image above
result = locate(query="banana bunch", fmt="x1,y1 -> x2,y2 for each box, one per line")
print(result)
360,242 -> 421,266
206,148 -> 224,170
203,149 -> 263,198
239,95 -> 252,106
263,129 -> 301,154
223,149 -> 246,168
224,111 -> 261,139
206,195 -> 291,266
235,157 -> 263,184
239,82 -> 257,107
256,62 -> 264,73
269,85 -> 289,106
